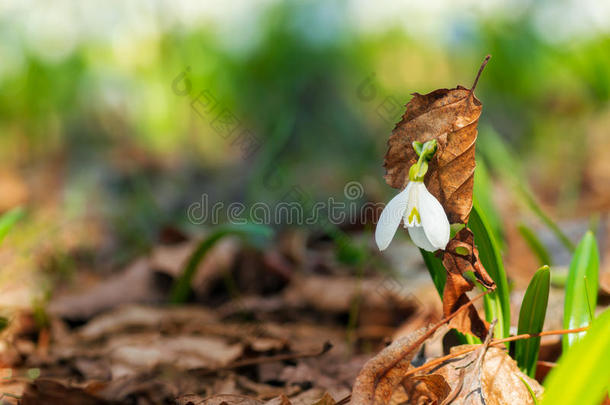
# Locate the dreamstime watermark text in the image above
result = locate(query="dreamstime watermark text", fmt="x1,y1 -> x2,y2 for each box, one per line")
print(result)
187,181 -> 387,226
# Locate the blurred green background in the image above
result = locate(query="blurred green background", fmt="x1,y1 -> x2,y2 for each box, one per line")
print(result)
1,0 -> 609,297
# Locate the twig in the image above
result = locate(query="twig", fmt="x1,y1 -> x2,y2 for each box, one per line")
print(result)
470,55 -> 491,92
404,325 -> 588,378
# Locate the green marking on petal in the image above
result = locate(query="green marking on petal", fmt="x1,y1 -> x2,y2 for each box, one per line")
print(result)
408,207 -> 421,224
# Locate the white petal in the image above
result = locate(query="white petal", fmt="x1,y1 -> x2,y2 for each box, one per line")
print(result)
375,183 -> 411,250
418,185 -> 450,250
408,225 -> 437,252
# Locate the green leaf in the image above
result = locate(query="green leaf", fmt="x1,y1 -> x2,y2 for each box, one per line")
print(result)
473,158 -> 504,248
468,203 -> 511,339
420,249 -> 446,297
543,308 -> 610,405
0,207 -> 25,245
170,223 -> 273,303
563,231 -> 599,351
515,265 -> 550,377
0,316 -> 9,332
518,223 -> 552,267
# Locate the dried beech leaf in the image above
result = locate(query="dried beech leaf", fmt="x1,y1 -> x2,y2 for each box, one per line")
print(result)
402,374 -> 451,404
426,346 -> 543,405
441,228 -> 494,339
184,394 -> 264,405
351,327 -> 429,405
311,392 -> 336,405
264,395 -> 292,405
21,379 -> 111,405
384,59 -> 490,224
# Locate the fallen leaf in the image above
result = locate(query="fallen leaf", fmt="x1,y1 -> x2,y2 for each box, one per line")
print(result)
429,345 -> 543,404
177,394 -> 263,405
48,259 -> 164,320
311,392 -> 336,405
21,379 -> 111,405
351,327 -> 430,404
264,394 -> 292,405
402,374 -> 451,404
383,57 -> 490,224
75,305 -> 217,341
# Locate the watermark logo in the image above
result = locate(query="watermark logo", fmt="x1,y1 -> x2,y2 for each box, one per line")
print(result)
172,67 -> 263,159
344,181 -> 364,200
356,72 -> 403,125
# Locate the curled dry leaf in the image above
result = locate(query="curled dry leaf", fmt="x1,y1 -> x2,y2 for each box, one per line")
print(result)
351,327 -> 430,405
426,345 -> 543,404
441,228 -> 494,339
383,57 -> 489,225
353,340 -> 543,405
402,374 -> 451,404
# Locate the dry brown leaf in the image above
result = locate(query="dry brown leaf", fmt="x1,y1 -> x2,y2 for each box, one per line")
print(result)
265,394 -> 293,405
427,345 -> 543,404
351,327 -> 429,405
282,275 -> 418,314
288,389 -> 340,405
383,57 -> 490,224
21,379 -> 112,405
311,392 -> 336,405
75,305 -> 217,341
179,394 -> 264,405
402,374 -> 451,404
441,228 -> 494,339
48,259 -> 164,320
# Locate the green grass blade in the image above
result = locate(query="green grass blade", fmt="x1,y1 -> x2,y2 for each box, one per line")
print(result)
420,249 -> 446,297
478,128 -> 574,252
0,207 -> 25,245
519,377 -> 540,404
562,231 -> 599,351
473,158 -> 504,248
519,185 -> 575,252
170,223 -> 273,303
469,203 -> 511,339
515,265 -> 550,377
518,223 -> 552,267
543,308 -> 610,405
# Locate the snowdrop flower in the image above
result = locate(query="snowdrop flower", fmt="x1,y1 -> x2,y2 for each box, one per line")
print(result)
375,140 -> 450,252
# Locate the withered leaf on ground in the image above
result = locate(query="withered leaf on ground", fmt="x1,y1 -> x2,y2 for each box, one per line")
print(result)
401,374 -> 451,404
177,394 -> 264,405
351,327 -> 430,405
383,57 -> 490,224
426,345 -> 543,404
